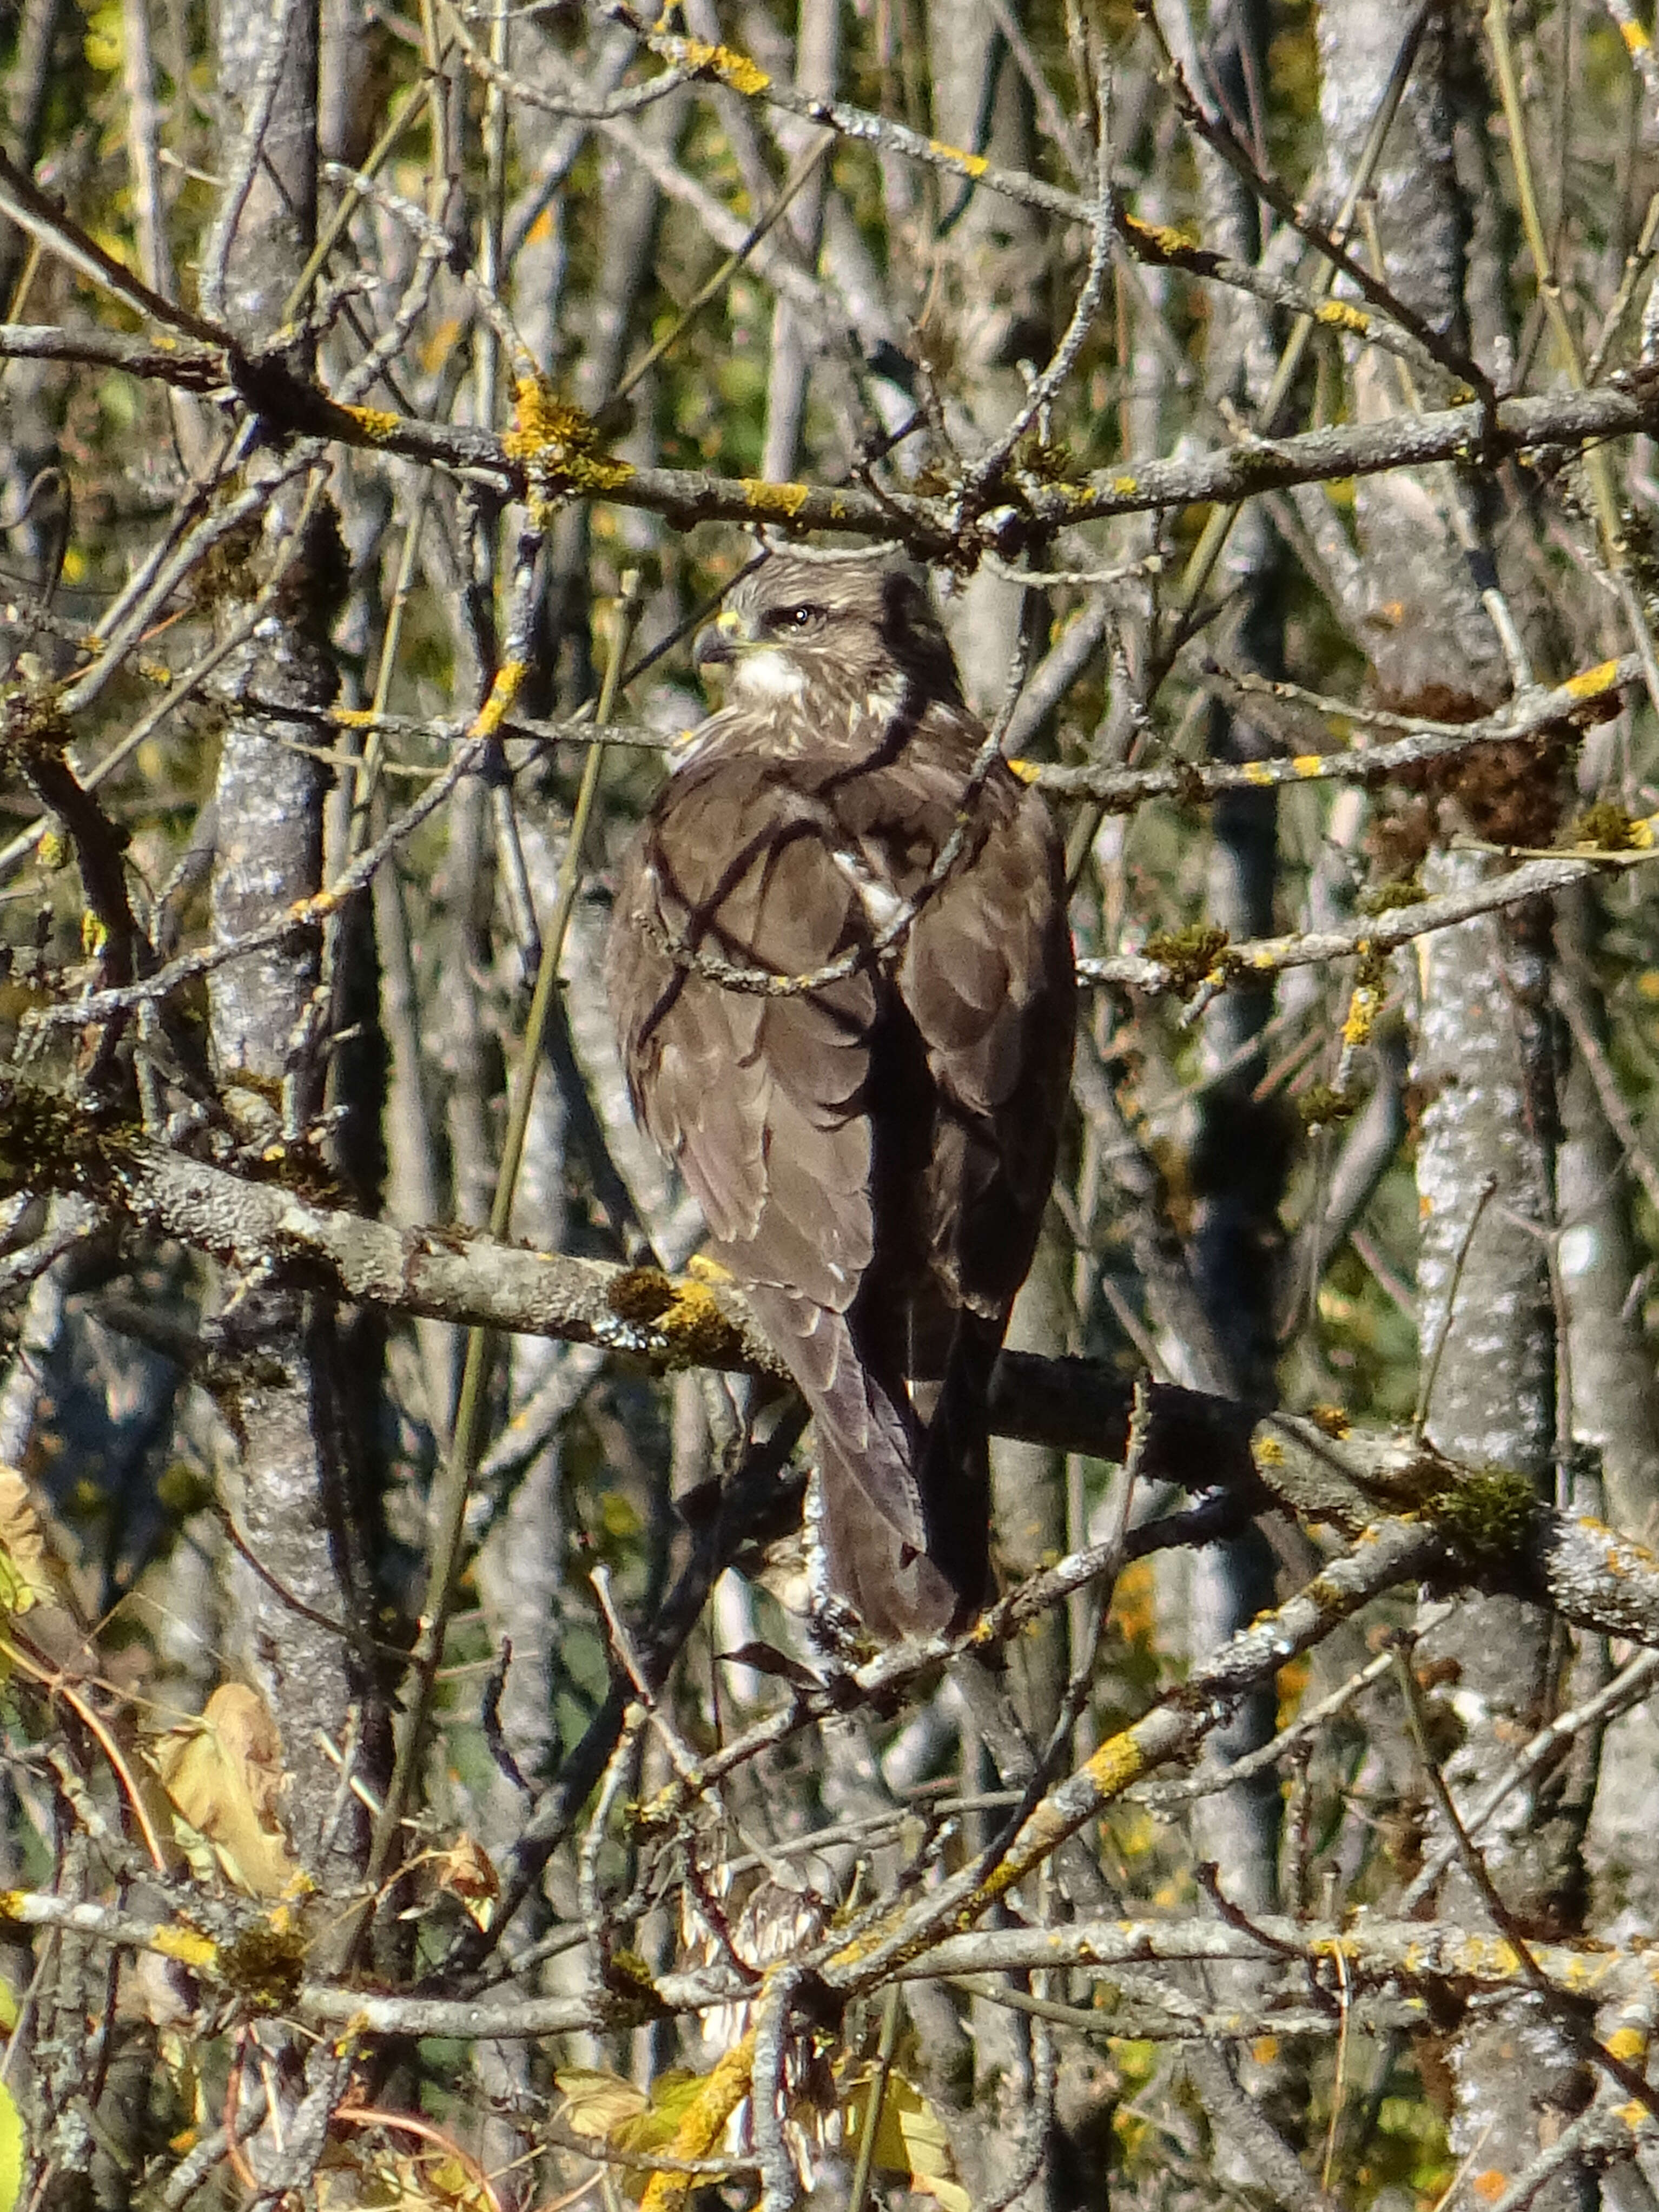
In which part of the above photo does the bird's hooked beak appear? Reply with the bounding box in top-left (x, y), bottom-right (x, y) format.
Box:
top-left (692, 603), bottom-right (749, 673)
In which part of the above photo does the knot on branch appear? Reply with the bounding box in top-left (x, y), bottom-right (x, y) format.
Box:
top-left (605, 1265), bottom-right (748, 1368)
top-left (1141, 922), bottom-right (1231, 998)
top-left (0, 1078), bottom-right (116, 1203)
top-left (1, 666), bottom-right (73, 769)
top-left (215, 1914), bottom-right (309, 2017)
top-left (1427, 1464), bottom-right (1541, 1570)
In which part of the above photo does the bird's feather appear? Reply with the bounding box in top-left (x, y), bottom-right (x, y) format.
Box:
top-left (607, 553), bottom-right (1074, 1638)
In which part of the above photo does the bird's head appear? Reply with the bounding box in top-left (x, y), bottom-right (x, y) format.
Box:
top-left (692, 552), bottom-right (965, 720)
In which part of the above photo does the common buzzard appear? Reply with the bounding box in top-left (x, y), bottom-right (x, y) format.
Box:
top-left (607, 553), bottom-right (1075, 1639)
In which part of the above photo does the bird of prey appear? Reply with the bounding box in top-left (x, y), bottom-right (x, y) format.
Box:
top-left (606, 552), bottom-right (1075, 1640)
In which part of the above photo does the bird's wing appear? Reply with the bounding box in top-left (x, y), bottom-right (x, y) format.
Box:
top-left (611, 754), bottom-right (875, 1305)
top-left (835, 722), bottom-right (1075, 1319)
top-left (609, 752), bottom-right (933, 1550)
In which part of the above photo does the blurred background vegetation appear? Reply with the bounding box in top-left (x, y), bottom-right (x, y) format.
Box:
top-left (6, 0), bottom-right (1659, 2206)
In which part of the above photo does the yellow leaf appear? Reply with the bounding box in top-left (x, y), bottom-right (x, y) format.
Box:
top-left (614, 2070), bottom-right (709, 2155)
top-left (0, 1978), bottom-right (16, 2033)
top-left (599, 1489), bottom-right (643, 1540)
top-left (637, 2043), bottom-right (754, 2210)
top-left (556, 2068), bottom-right (713, 2204)
top-left (82, 2), bottom-right (122, 70)
top-left (0, 2077), bottom-right (24, 2212)
top-left (152, 1685), bottom-right (298, 1898)
top-left (422, 2152), bottom-right (496, 2210)
top-left (554, 2068), bottom-right (649, 2142)
top-left (844, 2070), bottom-right (970, 2212)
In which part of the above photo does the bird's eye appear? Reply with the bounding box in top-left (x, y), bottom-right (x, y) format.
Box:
top-left (764, 603), bottom-right (819, 632)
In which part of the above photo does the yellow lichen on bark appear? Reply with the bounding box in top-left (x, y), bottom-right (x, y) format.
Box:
top-left (1342, 983), bottom-right (1382, 1048)
top-left (338, 404), bottom-right (400, 440)
top-left (737, 478), bottom-right (811, 517)
top-left (1564, 657), bottom-right (1623, 697)
top-left (503, 377), bottom-right (633, 493)
top-left (657, 1279), bottom-right (740, 1365)
top-left (663, 35), bottom-right (770, 95)
top-left (927, 139), bottom-right (988, 177)
top-left (470, 660), bottom-right (528, 739)
top-left (638, 2036), bottom-right (755, 2211)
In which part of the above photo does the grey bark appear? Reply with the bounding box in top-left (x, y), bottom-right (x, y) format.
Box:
top-left (205, 0), bottom-right (384, 1882)
top-left (1554, 891), bottom-right (1659, 1537)
top-left (924, 0), bottom-right (1040, 712)
top-left (1314, 2), bottom-right (1586, 2200)
top-left (1316, 0), bottom-right (1508, 717)
top-left (1413, 864), bottom-right (1587, 2208)
top-left (1178, 0), bottom-right (1289, 1975)
top-left (759, 0), bottom-right (840, 484)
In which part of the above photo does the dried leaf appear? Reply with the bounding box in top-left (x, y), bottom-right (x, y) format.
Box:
top-left (153, 1683), bottom-right (298, 1897)
top-left (0, 1467), bottom-right (49, 1615)
top-left (431, 1837), bottom-right (499, 1930)
top-left (715, 1642), bottom-right (819, 1688)
top-left (325, 2147), bottom-right (492, 2211)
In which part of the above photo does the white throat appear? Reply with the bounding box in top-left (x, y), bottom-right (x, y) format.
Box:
top-left (732, 648), bottom-right (809, 704)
